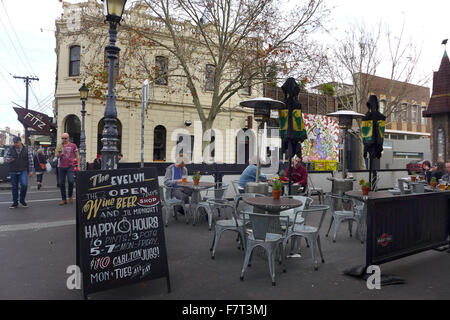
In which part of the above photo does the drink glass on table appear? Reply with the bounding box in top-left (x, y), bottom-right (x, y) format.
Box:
top-left (182, 176), bottom-right (187, 184)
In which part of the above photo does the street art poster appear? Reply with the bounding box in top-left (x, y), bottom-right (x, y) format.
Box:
top-left (301, 113), bottom-right (339, 162)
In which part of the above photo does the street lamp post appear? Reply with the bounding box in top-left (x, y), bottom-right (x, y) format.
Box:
top-left (101, 0), bottom-right (127, 170)
top-left (79, 82), bottom-right (89, 171)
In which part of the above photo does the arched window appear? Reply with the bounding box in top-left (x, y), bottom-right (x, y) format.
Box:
top-left (63, 114), bottom-right (81, 147)
top-left (69, 45), bottom-right (80, 77)
top-left (97, 118), bottom-right (122, 155)
top-left (153, 125), bottom-right (166, 161)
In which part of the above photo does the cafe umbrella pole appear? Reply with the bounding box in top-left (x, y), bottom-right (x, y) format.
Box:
top-left (280, 78), bottom-right (305, 196)
top-left (239, 97), bottom-right (285, 187)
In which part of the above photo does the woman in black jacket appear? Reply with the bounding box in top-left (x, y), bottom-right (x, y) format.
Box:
top-left (34, 149), bottom-right (47, 190)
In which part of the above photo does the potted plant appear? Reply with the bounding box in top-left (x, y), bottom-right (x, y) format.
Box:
top-left (430, 177), bottom-right (437, 189)
top-left (272, 177), bottom-right (283, 199)
top-left (410, 171), bottom-right (417, 182)
top-left (359, 179), bottom-right (371, 195)
top-left (192, 171), bottom-right (201, 185)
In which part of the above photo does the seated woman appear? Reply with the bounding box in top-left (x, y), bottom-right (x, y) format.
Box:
top-left (421, 160), bottom-right (432, 183)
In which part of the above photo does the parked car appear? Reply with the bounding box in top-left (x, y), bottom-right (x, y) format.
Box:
top-left (406, 160), bottom-right (426, 175)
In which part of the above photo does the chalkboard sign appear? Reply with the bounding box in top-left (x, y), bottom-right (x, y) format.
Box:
top-left (76, 167), bottom-right (170, 297)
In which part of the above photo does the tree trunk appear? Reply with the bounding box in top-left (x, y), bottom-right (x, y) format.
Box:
top-left (201, 119), bottom-right (214, 163)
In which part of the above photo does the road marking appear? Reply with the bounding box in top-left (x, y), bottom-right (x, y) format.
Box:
top-left (0, 198), bottom-right (75, 204)
top-left (0, 220), bottom-right (76, 232)
top-left (0, 190), bottom-right (60, 195)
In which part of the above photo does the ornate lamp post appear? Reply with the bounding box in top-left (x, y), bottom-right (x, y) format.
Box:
top-left (79, 82), bottom-right (89, 171)
top-left (101, 0), bottom-right (127, 170)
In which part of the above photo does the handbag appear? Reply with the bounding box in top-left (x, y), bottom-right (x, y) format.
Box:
top-left (36, 155), bottom-right (46, 171)
top-left (45, 162), bottom-right (53, 173)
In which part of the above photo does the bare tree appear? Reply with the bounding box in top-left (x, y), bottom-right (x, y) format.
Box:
top-left (57, 0), bottom-right (329, 151)
top-left (324, 20), bottom-right (430, 169)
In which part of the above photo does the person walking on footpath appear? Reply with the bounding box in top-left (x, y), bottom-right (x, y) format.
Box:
top-left (34, 148), bottom-right (47, 190)
top-left (56, 133), bottom-right (80, 205)
top-left (6, 136), bottom-right (34, 209)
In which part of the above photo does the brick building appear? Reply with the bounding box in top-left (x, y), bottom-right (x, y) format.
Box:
top-left (423, 50), bottom-right (450, 163)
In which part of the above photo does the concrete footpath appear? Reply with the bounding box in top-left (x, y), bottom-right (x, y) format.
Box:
top-left (0, 172), bottom-right (449, 300)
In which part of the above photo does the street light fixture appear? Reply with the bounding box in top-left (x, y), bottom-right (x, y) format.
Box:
top-left (101, 0), bottom-right (127, 170)
top-left (79, 82), bottom-right (89, 171)
top-left (105, 0), bottom-right (127, 22)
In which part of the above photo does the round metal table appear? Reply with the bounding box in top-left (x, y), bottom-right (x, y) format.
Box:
top-left (179, 181), bottom-right (215, 220)
top-left (243, 196), bottom-right (302, 213)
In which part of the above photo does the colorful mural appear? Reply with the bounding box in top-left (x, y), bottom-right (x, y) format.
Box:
top-left (301, 113), bottom-right (339, 162)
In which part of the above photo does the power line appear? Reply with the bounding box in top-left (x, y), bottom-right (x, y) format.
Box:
top-left (0, 69), bottom-right (21, 98)
top-left (0, 1), bottom-right (37, 76)
top-left (0, 15), bottom-right (29, 76)
top-left (0, 0), bottom-right (43, 98)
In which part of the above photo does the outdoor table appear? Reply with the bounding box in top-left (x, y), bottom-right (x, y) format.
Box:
top-left (179, 181), bottom-right (216, 220)
top-left (243, 196), bottom-right (303, 214)
top-left (344, 190), bottom-right (450, 266)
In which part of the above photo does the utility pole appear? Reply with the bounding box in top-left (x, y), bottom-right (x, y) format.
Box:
top-left (141, 80), bottom-right (149, 168)
top-left (13, 75), bottom-right (39, 146)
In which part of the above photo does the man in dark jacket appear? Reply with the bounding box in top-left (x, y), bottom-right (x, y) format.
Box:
top-left (6, 136), bottom-right (34, 208)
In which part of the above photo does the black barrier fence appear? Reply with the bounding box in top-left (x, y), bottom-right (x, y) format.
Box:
top-left (365, 191), bottom-right (450, 266)
top-left (113, 162), bottom-right (409, 183)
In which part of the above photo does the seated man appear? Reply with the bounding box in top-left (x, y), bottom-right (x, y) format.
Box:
top-left (239, 156), bottom-right (267, 192)
top-left (442, 162), bottom-right (450, 182)
top-left (284, 155), bottom-right (308, 193)
top-left (163, 155), bottom-right (192, 214)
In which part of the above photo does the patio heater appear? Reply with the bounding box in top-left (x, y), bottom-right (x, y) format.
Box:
top-left (327, 111), bottom-right (365, 198)
top-left (240, 97), bottom-right (285, 194)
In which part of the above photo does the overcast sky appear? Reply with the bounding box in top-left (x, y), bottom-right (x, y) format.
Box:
top-left (0, 0), bottom-right (448, 133)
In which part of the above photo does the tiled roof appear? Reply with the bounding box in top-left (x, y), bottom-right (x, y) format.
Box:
top-left (424, 51), bottom-right (450, 116)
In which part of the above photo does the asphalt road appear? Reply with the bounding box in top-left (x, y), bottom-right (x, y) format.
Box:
top-left (0, 171), bottom-right (449, 300)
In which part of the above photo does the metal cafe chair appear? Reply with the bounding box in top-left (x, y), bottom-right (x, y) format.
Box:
top-left (159, 186), bottom-right (188, 227)
top-left (280, 195), bottom-right (313, 226)
top-left (279, 195), bottom-right (313, 253)
top-left (306, 175), bottom-right (324, 204)
top-left (231, 180), bottom-right (245, 200)
top-left (240, 213), bottom-right (290, 286)
top-left (283, 204), bottom-right (329, 270)
top-left (210, 202), bottom-right (247, 259)
top-left (325, 194), bottom-right (363, 243)
top-left (194, 182), bottom-right (229, 230)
